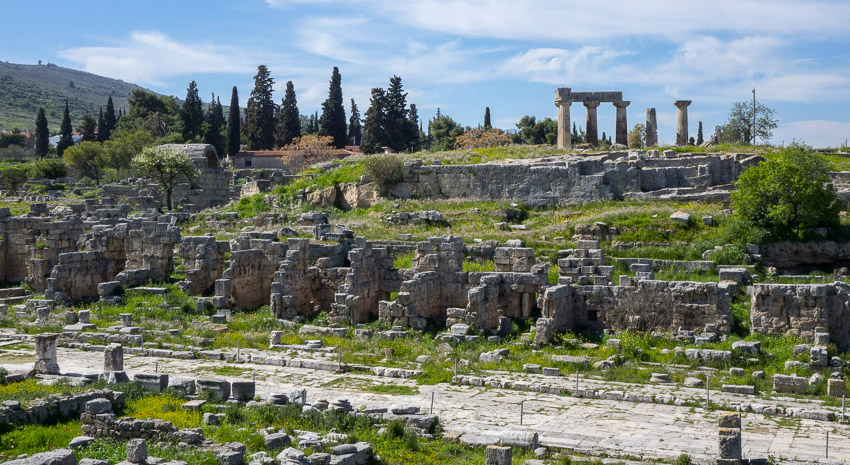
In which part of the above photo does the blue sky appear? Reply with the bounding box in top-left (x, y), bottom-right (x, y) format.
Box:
top-left (5, 0), bottom-right (850, 147)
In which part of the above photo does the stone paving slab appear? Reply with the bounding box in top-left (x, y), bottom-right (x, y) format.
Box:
top-left (8, 347), bottom-right (850, 464)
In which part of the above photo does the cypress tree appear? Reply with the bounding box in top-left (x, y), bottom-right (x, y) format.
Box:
top-left (244, 66), bottom-right (276, 150)
top-left (383, 76), bottom-right (410, 152)
top-left (80, 114), bottom-right (97, 142)
top-left (276, 81), bottom-right (301, 147)
top-left (227, 86), bottom-right (241, 156)
top-left (318, 67), bottom-right (347, 148)
top-left (484, 107), bottom-right (492, 129)
top-left (205, 94), bottom-right (226, 157)
top-left (57, 102), bottom-right (74, 156)
top-left (103, 95), bottom-right (116, 140)
top-left (697, 121), bottom-right (704, 145)
top-left (348, 99), bottom-right (361, 147)
top-left (361, 88), bottom-right (387, 154)
top-left (181, 80), bottom-right (204, 140)
top-left (97, 108), bottom-right (105, 142)
top-left (407, 103), bottom-right (421, 152)
top-left (35, 107), bottom-right (49, 159)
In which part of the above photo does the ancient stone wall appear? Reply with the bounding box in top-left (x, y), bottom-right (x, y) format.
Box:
top-left (0, 389), bottom-right (124, 427)
top-left (332, 238), bottom-right (401, 324)
top-left (45, 252), bottom-right (114, 303)
top-left (750, 283), bottom-right (850, 350)
top-left (177, 236), bottom-right (230, 295)
top-left (124, 219), bottom-right (181, 282)
top-left (214, 233), bottom-right (287, 310)
top-left (391, 153), bottom-right (759, 207)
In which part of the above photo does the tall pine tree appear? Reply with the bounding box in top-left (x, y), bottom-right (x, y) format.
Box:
top-left (318, 67), bottom-right (347, 148)
top-left (276, 81), bottom-right (301, 147)
top-left (408, 103), bottom-right (422, 152)
top-left (244, 66), bottom-right (276, 150)
top-left (103, 95), bottom-right (116, 141)
top-left (383, 76), bottom-right (410, 152)
top-left (484, 107), bottom-right (492, 129)
top-left (361, 88), bottom-right (387, 154)
top-left (35, 107), bottom-right (49, 159)
top-left (80, 114), bottom-right (97, 142)
top-left (181, 80), bottom-right (204, 141)
top-left (348, 99), bottom-right (361, 147)
top-left (227, 86), bottom-right (241, 156)
top-left (205, 94), bottom-right (226, 157)
top-left (57, 102), bottom-right (74, 156)
top-left (97, 108), bottom-right (105, 142)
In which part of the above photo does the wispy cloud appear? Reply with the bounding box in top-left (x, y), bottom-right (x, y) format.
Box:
top-left (58, 31), bottom-right (265, 86)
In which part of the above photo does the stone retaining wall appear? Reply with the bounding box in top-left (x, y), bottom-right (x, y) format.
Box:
top-left (0, 389), bottom-right (124, 427)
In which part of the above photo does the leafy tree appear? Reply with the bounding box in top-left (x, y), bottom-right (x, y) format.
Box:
top-left (57, 102), bottom-right (74, 156)
top-left (717, 100), bottom-right (778, 145)
top-left (348, 99), bottom-right (362, 147)
top-left (63, 141), bottom-right (106, 185)
top-left (428, 112), bottom-right (465, 151)
top-left (318, 67), bottom-right (347, 148)
top-left (80, 114), bottom-right (97, 142)
top-left (0, 168), bottom-right (28, 195)
top-left (484, 107), bottom-right (492, 129)
top-left (35, 107), bottom-right (49, 159)
top-left (103, 95), bottom-right (116, 141)
top-left (363, 154), bottom-right (404, 195)
top-left (121, 89), bottom-right (182, 138)
top-left (97, 108), bottom-right (105, 142)
top-left (628, 123), bottom-right (645, 149)
top-left (104, 130), bottom-right (154, 179)
top-left (244, 66), bottom-right (276, 150)
top-left (454, 128), bottom-right (510, 149)
top-left (696, 121), bottom-right (704, 145)
top-left (282, 135), bottom-right (334, 159)
top-left (276, 81), bottom-right (301, 148)
top-left (515, 116), bottom-right (556, 145)
top-left (227, 86), bottom-right (241, 157)
top-left (204, 94), bottom-right (226, 157)
top-left (732, 143), bottom-right (840, 240)
top-left (361, 88), bottom-right (388, 154)
top-left (132, 146), bottom-right (199, 210)
top-left (181, 80), bottom-right (204, 141)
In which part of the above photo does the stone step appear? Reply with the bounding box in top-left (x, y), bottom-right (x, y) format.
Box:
top-left (0, 287), bottom-right (27, 298)
top-left (0, 294), bottom-right (29, 306)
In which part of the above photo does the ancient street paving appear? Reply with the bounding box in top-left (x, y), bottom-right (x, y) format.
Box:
top-left (56, 347), bottom-right (850, 464)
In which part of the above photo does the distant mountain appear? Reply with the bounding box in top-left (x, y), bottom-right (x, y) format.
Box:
top-left (0, 61), bottom-right (153, 132)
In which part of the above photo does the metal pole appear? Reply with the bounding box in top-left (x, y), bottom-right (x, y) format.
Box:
top-left (454, 356), bottom-right (458, 378)
top-left (430, 391), bottom-right (434, 415)
top-left (155, 362), bottom-right (158, 373)
top-left (706, 375), bottom-right (710, 409)
top-left (575, 371), bottom-right (579, 394)
top-left (752, 88), bottom-right (756, 145)
top-left (843, 395), bottom-right (846, 422)
top-left (826, 431), bottom-right (829, 458)
top-left (520, 400), bottom-right (524, 426)
top-left (237, 340), bottom-right (240, 362)
top-left (338, 349), bottom-right (342, 371)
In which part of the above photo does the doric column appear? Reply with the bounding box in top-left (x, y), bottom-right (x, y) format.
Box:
top-left (613, 101), bottom-right (630, 146)
top-left (584, 101), bottom-right (600, 146)
top-left (645, 108), bottom-right (657, 147)
top-left (555, 91), bottom-right (572, 149)
top-left (674, 100), bottom-right (691, 146)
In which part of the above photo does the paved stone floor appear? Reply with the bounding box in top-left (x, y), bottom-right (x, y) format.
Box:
top-left (36, 347), bottom-right (850, 464)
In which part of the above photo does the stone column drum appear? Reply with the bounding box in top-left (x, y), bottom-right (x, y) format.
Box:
top-left (613, 101), bottom-right (630, 146)
top-left (34, 333), bottom-right (60, 375)
top-left (103, 343), bottom-right (124, 372)
top-left (674, 100), bottom-right (691, 146)
top-left (584, 101), bottom-right (600, 146)
top-left (645, 108), bottom-right (658, 147)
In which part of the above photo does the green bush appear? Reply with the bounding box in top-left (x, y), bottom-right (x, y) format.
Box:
top-left (732, 143), bottom-right (840, 240)
top-left (364, 154), bottom-right (404, 196)
top-left (28, 159), bottom-right (67, 179)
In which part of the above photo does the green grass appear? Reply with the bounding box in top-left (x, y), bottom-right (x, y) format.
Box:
top-left (0, 379), bottom-right (90, 408)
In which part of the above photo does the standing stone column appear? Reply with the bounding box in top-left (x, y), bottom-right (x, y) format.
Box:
top-left (613, 101), bottom-right (630, 146)
top-left (485, 445), bottom-right (512, 465)
top-left (34, 333), bottom-right (60, 375)
top-left (103, 343), bottom-right (124, 372)
top-left (556, 100), bottom-right (572, 149)
top-left (674, 100), bottom-right (692, 146)
top-left (584, 101), bottom-right (600, 146)
top-left (645, 108), bottom-right (658, 147)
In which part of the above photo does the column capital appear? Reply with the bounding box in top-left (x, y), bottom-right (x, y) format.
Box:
top-left (613, 101), bottom-right (630, 108)
top-left (583, 100), bottom-right (600, 109)
top-left (554, 99), bottom-right (572, 108)
top-left (674, 100), bottom-right (692, 108)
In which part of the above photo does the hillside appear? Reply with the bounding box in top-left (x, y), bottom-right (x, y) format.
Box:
top-left (0, 61), bottom-right (152, 132)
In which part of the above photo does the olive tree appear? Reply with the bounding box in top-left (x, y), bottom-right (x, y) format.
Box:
top-left (132, 146), bottom-right (198, 210)
top-left (63, 141), bottom-right (107, 185)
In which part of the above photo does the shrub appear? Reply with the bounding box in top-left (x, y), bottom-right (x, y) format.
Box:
top-left (364, 154), bottom-right (404, 196)
top-left (675, 453), bottom-right (692, 465)
top-left (732, 143), bottom-right (840, 240)
top-left (29, 159), bottom-right (67, 179)
top-left (453, 128), bottom-right (511, 150)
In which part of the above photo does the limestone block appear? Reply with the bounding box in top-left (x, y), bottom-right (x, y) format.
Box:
top-left (126, 438), bottom-right (147, 463)
top-left (485, 445), bottom-right (512, 465)
top-left (828, 378), bottom-right (847, 397)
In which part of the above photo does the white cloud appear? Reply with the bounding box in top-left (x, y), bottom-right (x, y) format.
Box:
top-left (58, 31), bottom-right (264, 86)
top-left (500, 47), bottom-right (632, 85)
top-left (756, 74), bottom-right (850, 103)
top-left (773, 120), bottom-right (850, 148)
